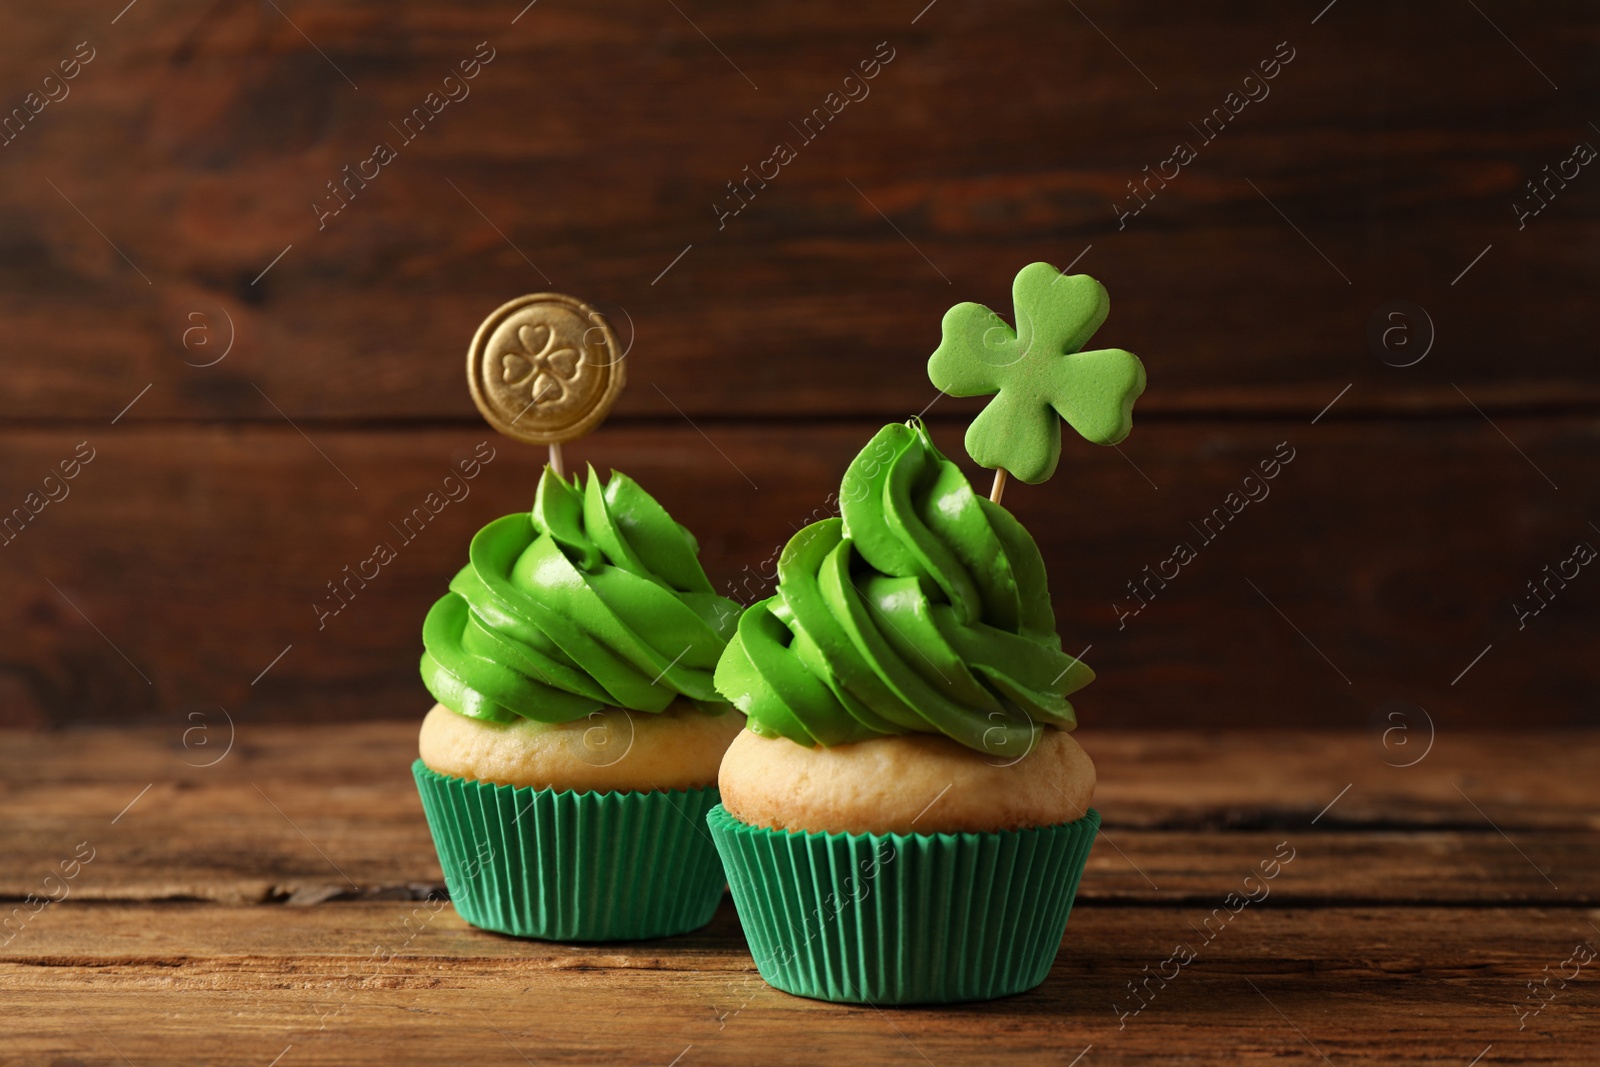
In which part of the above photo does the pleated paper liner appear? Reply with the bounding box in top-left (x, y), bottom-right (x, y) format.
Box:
top-left (708, 804), bottom-right (1100, 1005)
top-left (413, 760), bottom-right (726, 941)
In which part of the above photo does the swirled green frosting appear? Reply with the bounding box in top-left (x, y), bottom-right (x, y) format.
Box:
top-left (714, 421), bottom-right (1091, 758)
top-left (421, 465), bottom-right (739, 722)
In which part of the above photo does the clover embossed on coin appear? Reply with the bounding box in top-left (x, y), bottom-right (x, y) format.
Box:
top-left (467, 293), bottom-right (626, 445)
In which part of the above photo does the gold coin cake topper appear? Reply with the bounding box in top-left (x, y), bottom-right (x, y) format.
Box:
top-left (467, 293), bottom-right (627, 469)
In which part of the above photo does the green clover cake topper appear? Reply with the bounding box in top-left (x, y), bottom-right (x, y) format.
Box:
top-left (929, 262), bottom-right (1147, 489)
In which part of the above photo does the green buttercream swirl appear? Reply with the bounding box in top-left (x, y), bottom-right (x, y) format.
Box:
top-left (421, 465), bottom-right (739, 722)
top-left (714, 421), bottom-right (1092, 758)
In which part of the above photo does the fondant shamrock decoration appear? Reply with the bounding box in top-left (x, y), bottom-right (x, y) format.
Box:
top-left (928, 262), bottom-right (1146, 484)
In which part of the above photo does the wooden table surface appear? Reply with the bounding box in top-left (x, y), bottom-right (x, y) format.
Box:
top-left (3, 725), bottom-right (1597, 1066)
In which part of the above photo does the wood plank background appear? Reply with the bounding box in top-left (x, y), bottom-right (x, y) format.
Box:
top-left (1, 0), bottom-right (1596, 727)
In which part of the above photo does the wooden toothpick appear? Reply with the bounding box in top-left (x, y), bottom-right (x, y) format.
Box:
top-left (989, 467), bottom-right (1008, 505)
top-left (549, 441), bottom-right (565, 479)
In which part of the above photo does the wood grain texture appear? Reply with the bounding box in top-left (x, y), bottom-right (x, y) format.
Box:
top-left (2, 726), bottom-right (1594, 905)
top-left (4, 1), bottom-right (1597, 1058)
top-left (0, 1), bottom-right (1596, 422)
top-left (3, 729), bottom-right (1598, 1064)
top-left (3, 905), bottom-right (1597, 1066)
top-left (2, 418), bottom-right (1596, 729)
top-left (2, 4), bottom-right (1596, 724)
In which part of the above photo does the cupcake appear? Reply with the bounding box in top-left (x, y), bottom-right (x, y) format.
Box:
top-left (414, 463), bottom-right (743, 941)
top-left (707, 263), bottom-right (1144, 1003)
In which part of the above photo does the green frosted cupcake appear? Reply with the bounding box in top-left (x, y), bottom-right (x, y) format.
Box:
top-left (709, 420), bottom-right (1102, 1002)
top-left (710, 262), bottom-right (1144, 1002)
top-left (414, 463), bottom-right (743, 941)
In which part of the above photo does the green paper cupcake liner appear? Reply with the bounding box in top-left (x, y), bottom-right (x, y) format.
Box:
top-left (413, 760), bottom-right (726, 941)
top-left (708, 804), bottom-right (1100, 1005)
